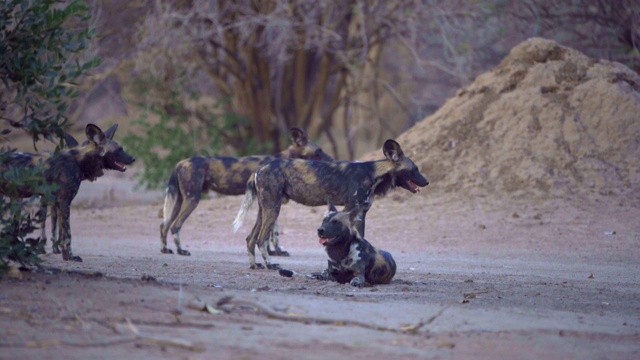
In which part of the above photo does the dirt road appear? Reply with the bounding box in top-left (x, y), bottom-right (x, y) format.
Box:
top-left (1, 177), bottom-right (639, 359)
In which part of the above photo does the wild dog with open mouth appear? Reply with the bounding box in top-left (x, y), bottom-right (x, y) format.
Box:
top-left (0, 124), bottom-right (135, 261)
top-left (234, 139), bottom-right (428, 270)
top-left (279, 203), bottom-right (396, 287)
top-left (1, 125), bottom-right (119, 253)
top-left (160, 127), bottom-right (333, 256)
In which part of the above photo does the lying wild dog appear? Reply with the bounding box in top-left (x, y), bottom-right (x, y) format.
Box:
top-left (0, 125), bottom-right (119, 253)
top-left (160, 127), bottom-right (333, 256)
top-left (234, 139), bottom-right (428, 270)
top-left (279, 203), bottom-right (396, 287)
top-left (0, 124), bottom-right (135, 261)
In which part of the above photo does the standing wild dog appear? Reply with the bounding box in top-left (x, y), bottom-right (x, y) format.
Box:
top-left (0, 125), bottom-right (119, 252)
top-left (160, 127), bottom-right (333, 256)
top-left (234, 139), bottom-right (428, 270)
top-left (1, 124), bottom-right (135, 261)
top-left (279, 203), bottom-right (396, 287)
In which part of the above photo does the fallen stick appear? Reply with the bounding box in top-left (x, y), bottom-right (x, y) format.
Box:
top-left (215, 296), bottom-right (451, 334)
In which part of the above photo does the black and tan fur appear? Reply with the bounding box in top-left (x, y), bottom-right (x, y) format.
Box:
top-left (0, 124), bottom-right (135, 261)
top-left (160, 127), bottom-right (333, 256)
top-left (234, 139), bottom-right (428, 270)
top-left (0, 126), bottom-right (118, 251)
top-left (280, 203), bottom-right (396, 286)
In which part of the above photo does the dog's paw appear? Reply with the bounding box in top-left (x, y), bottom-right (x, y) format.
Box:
top-left (269, 248), bottom-right (290, 257)
top-left (350, 277), bottom-right (365, 287)
top-left (177, 249), bottom-right (191, 256)
top-left (266, 263), bottom-right (280, 270)
top-left (250, 263), bottom-right (265, 270)
top-left (279, 269), bottom-right (294, 277)
top-left (160, 247), bottom-right (174, 254)
top-left (307, 272), bottom-right (326, 280)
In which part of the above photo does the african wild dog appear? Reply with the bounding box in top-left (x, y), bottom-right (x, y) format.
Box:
top-left (0, 125), bottom-right (119, 253)
top-left (0, 124), bottom-right (135, 261)
top-left (160, 127), bottom-right (333, 256)
top-left (234, 139), bottom-right (428, 270)
top-left (279, 203), bottom-right (396, 287)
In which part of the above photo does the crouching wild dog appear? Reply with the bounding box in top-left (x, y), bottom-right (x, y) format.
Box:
top-left (234, 139), bottom-right (428, 270)
top-left (160, 127), bottom-right (332, 256)
top-left (0, 124), bottom-right (135, 261)
top-left (280, 203), bottom-right (396, 287)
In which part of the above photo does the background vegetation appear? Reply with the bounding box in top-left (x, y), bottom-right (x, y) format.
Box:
top-left (0, 0), bottom-right (100, 274)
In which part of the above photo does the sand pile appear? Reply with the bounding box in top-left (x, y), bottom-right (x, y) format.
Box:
top-left (388, 37), bottom-right (640, 199)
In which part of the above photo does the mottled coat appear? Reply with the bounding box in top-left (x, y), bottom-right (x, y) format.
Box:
top-left (160, 127), bottom-right (333, 256)
top-left (312, 203), bottom-right (396, 286)
top-left (234, 139), bottom-right (428, 270)
top-left (0, 124), bottom-right (135, 261)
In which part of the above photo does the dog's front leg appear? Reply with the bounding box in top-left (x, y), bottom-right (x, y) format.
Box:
top-left (57, 202), bottom-right (82, 262)
top-left (307, 268), bottom-right (330, 280)
top-left (348, 262), bottom-right (367, 287)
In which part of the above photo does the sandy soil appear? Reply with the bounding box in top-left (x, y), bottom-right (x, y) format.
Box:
top-left (1, 174), bottom-right (639, 359)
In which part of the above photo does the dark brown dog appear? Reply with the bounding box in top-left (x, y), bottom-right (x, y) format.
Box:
top-left (160, 127), bottom-right (332, 256)
top-left (234, 139), bottom-right (428, 270)
top-left (0, 124), bottom-right (135, 261)
top-left (1, 125), bottom-right (118, 252)
top-left (280, 203), bottom-right (396, 287)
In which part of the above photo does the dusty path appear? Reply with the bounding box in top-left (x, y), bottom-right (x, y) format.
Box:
top-left (1, 179), bottom-right (639, 359)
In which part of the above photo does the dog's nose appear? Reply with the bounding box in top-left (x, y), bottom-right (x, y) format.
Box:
top-left (317, 228), bottom-right (324, 237)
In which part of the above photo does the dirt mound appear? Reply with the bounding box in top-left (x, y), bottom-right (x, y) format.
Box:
top-left (380, 37), bottom-right (640, 199)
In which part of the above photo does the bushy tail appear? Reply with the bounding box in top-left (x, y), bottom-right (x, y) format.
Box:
top-left (233, 174), bottom-right (257, 233)
top-left (162, 169), bottom-right (180, 226)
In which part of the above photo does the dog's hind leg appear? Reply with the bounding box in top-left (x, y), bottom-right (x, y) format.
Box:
top-left (160, 185), bottom-right (182, 254)
top-left (268, 221), bottom-right (290, 257)
top-left (245, 206), bottom-right (263, 269)
top-left (36, 203), bottom-right (47, 254)
top-left (169, 192), bottom-right (200, 256)
top-left (50, 204), bottom-right (60, 254)
top-left (256, 202), bottom-right (282, 270)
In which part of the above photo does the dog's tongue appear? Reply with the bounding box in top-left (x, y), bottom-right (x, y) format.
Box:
top-left (319, 237), bottom-right (330, 245)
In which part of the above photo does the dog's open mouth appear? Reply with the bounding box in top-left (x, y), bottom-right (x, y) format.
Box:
top-left (114, 161), bottom-right (127, 171)
top-left (319, 237), bottom-right (336, 245)
top-left (408, 180), bottom-right (420, 193)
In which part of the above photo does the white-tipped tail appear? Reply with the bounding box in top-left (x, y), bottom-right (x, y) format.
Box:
top-left (162, 188), bottom-right (176, 226)
top-left (233, 187), bottom-right (255, 233)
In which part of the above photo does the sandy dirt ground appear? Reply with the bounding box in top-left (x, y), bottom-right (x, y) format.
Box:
top-left (1, 174), bottom-right (639, 359)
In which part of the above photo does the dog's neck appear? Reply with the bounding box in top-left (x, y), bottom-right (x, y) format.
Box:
top-left (369, 161), bottom-right (397, 197)
top-left (70, 144), bottom-right (105, 182)
top-left (325, 230), bottom-right (360, 262)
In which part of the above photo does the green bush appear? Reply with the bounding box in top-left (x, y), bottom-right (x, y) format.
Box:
top-left (0, 0), bottom-right (100, 275)
top-left (123, 73), bottom-right (270, 190)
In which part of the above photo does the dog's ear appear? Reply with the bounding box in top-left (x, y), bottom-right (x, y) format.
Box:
top-left (383, 139), bottom-right (405, 162)
top-left (63, 132), bottom-right (79, 148)
top-left (103, 124), bottom-right (118, 140)
top-left (348, 206), bottom-right (364, 226)
top-left (290, 127), bottom-right (309, 147)
top-left (85, 124), bottom-right (106, 144)
top-left (327, 201), bottom-right (338, 213)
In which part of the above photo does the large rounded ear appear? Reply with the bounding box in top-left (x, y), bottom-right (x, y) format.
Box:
top-left (103, 124), bottom-right (118, 139)
top-left (327, 201), bottom-right (338, 213)
top-left (85, 124), bottom-right (106, 144)
top-left (290, 127), bottom-right (309, 147)
top-left (63, 132), bottom-right (79, 148)
top-left (382, 139), bottom-right (404, 162)
top-left (348, 206), bottom-right (364, 225)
